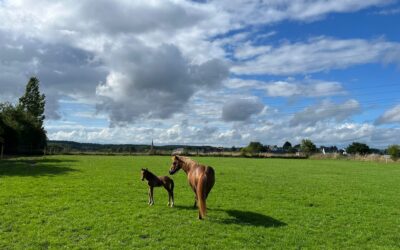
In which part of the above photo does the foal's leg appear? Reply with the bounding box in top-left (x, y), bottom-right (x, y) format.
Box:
top-left (167, 191), bottom-right (171, 207)
top-left (164, 185), bottom-right (171, 207)
top-left (149, 186), bottom-right (154, 206)
top-left (170, 187), bottom-right (174, 207)
top-left (148, 186), bottom-right (151, 205)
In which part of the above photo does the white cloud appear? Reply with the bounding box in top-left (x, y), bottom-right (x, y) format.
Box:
top-left (233, 37), bottom-right (400, 75)
top-left (95, 42), bottom-right (229, 124)
top-left (375, 104), bottom-right (400, 125)
top-left (222, 98), bottom-right (265, 122)
top-left (223, 78), bottom-right (263, 89)
top-left (212, 0), bottom-right (391, 25)
top-left (371, 127), bottom-right (400, 145)
top-left (264, 80), bottom-right (345, 97)
top-left (234, 42), bottom-right (272, 60)
top-left (373, 7), bottom-right (400, 15)
top-left (0, 1), bottom-right (231, 123)
top-left (1, 0), bottom-right (399, 147)
top-left (290, 99), bottom-right (361, 126)
top-left (47, 119), bottom-right (398, 148)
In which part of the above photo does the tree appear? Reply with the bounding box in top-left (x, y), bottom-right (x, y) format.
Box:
top-left (300, 139), bottom-right (317, 155)
top-left (346, 142), bottom-right (370, 155)
top-left (0, 136), bottom-right (4, 159)
top-left (282, 141), bottom-right (292, 152)
top-left (18, 77), bottom-right (46, 126)
top-left (387, 145), bottom-right (400, 161)
top-left (241, 141), bottom-right (264, 154)
top-left (0, 77), bottom-right (47, 155)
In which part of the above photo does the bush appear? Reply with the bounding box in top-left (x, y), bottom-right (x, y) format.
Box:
top-left (346, 142), bottom-right (370, 155)
top-left (241, 141), bottom-right (264, 154)
top-left (387, 145), bottom-right (400, 161)
top-left (300, 139), bottom-right (317, 156)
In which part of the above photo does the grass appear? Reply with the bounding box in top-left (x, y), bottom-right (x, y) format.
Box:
top-left (1, 155), bottom-right (400, 249)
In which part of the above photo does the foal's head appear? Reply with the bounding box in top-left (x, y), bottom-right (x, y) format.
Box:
top-left (141, 168), bottom-right (148, 181)
top-left (169, 155), bottom-right (183, 175)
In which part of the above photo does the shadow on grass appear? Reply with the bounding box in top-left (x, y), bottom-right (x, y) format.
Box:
top-left (173, 205), bottom-right (196, 210)
top-left (221, 209), bottom-right (287, 227)
top-left (0, 157), bottom-right (79, 177)
top-left (175, 205), bottom-right (286, 228)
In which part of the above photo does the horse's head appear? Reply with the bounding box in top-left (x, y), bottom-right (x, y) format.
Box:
top-left (141, 168), bottom-right (148, 181)
top-left (169, 155), bottom-right (182, 175)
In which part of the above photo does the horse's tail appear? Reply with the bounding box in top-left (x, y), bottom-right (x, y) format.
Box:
top-left (197, 173), bottom-right (207, 219)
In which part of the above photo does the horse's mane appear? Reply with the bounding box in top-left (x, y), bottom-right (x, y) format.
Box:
top-left (178, 156), bottom-right (199, 167)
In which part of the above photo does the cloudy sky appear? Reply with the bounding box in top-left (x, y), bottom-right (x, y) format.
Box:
top-left (1, 0), bottom-right (399, 148)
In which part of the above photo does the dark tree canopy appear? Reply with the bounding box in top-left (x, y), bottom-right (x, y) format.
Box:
top-left (346, 142), bottom-right (370, 155)
top-left (387, 145), bottom-right (400, 161)
top-left (282, 141), bottom-right (292, 151)
top-left (0, 77), bottom-right (47, 154)
top-left (300, 139), bottom-right (317, 155)
top-left (241, 141), bottom-right (265, 154)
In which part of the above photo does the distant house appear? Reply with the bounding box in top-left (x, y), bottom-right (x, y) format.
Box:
top-left (172, 148), bottom-right (185, 155)
top-left (267, 145), bottom-right (284, 153)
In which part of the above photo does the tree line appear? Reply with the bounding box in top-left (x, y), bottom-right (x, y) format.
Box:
top-left (46, 140), bottom-right (229, 155)
top-left (241, 140), bottom-right (400, 161)
top-left (0, 77), bottom-right (47, 155)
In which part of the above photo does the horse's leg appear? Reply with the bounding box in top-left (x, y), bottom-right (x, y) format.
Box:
top-left (205, 172), bottom-right (215, 199)
top-left (191, 186), bottom-right (197, 208)
top-left (193, 195), bottom-right (197, 208)
top-left (149, 186), bottom-right (154, 206)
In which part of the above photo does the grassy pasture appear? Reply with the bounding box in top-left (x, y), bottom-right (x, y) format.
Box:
top-left (1, 155), bottom-right (400, 249)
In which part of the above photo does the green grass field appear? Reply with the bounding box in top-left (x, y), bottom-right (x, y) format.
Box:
top-left (1, 156), bottom-right (400, 249)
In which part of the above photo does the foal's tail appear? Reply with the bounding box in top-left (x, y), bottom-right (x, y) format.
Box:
top-left (197, 173), bottom-right (207, 219)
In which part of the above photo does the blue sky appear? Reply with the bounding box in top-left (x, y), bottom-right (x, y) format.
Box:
top-left (0, 0), bottom-right (399, 147)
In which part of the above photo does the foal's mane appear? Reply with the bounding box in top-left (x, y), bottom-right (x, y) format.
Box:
top-left (143, 169), bottom-right (157, 179)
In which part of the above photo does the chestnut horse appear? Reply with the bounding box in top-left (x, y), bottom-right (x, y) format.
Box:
top-left (141, 168), bottom-right (174, 207)
top-left (169, 156), bottom-right (215, 219)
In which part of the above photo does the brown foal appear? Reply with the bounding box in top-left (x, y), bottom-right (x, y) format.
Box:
top-left (169, 156), bottom-right (215, 219)
top-left (141, 168), bottom-right (174, 207)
